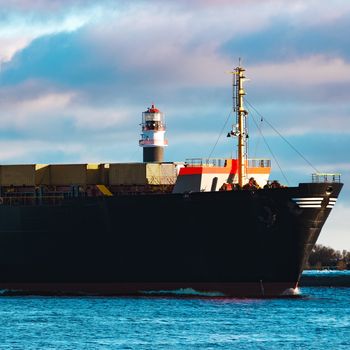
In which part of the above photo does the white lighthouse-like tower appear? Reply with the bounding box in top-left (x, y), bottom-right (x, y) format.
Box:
top-left (139, 104), bottom-right (168, 162)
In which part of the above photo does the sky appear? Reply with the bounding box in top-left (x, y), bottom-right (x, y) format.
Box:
top-left (0, 0), bottom-right (349, 249)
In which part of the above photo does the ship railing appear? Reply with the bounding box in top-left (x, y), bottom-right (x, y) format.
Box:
top-left (0, 194), bottom-right (67, 206)
top-left (248, 159), bottom-right (271, 168)
top-left (184, 158), bottom-right (271, 168)
top-left (312, 173), bottom-right (341, 183)
top-left (185, 158), bottom-right (227, 167)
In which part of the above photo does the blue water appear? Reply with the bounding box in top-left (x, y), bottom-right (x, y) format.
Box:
top-left (303, 269), bottom-right (350, 276)
top-left (1, 285), bottom-right (350, 349)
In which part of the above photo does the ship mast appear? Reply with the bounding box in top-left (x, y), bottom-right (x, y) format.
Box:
top-left (237, 65), bottom-right (248, 187)
top-left (229, 64), bottom-right (249, 187)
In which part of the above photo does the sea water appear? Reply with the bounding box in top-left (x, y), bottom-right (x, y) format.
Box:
top-left (0, 281), bottom-right (350, 349)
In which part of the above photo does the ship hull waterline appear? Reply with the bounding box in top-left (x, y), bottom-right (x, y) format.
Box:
top-left (0, 282), bottom-right (298, 298)
top-left (0, 182), bottom-right (342, 297)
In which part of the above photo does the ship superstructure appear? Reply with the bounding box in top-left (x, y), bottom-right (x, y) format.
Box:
top-left (174, 65), bottom-right (270, 193)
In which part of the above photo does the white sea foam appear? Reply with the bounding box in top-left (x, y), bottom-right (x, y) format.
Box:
top-left (282, 287), bottom-right (301, 296)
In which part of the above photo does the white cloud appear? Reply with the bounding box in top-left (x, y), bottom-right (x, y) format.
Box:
top-left (82, 2), bottom-right (290, 87)
top-left (69, 106), bottom-right (135, 130)
top-left (0, 0), bottom-right (106, 12)
top-left (0, 85), bottom-right (136, 132)
top-left (282, 0), bottom-right (350, 27)
top-left (0, 89), bottom-right (75, 127)
top-left (0, 139), bottom-right (84, 162)
top-left (249, 56), bottom-right (350, 87)
top-left (0, 7), bottom-right (103, 62)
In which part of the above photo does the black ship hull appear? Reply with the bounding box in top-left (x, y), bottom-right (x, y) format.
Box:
top-left (0, 182), bottom-right (342, 297)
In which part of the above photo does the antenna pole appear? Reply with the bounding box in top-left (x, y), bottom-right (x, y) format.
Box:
top-left (227, 62), bottom-right (249, 187)
top-left (235, 65), bottom-right (248, 187)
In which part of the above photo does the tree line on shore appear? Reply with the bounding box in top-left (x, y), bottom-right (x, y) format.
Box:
top-left (306, 244), bottom-right (350, 270)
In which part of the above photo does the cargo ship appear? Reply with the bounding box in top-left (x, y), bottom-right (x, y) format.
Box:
top-left (0, 65), bottom-right (343, 297)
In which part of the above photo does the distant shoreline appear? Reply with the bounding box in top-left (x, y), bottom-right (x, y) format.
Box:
top-left (300, 270), bottom-right (350, 287)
